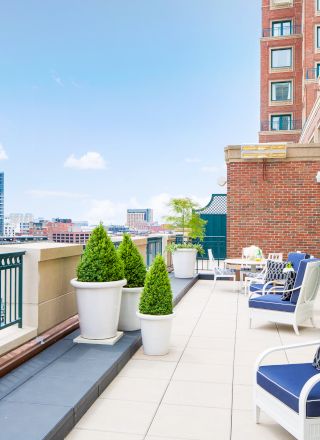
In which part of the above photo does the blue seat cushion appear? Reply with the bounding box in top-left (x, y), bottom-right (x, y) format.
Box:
top-left (249, 294), bottom-right (296, 312)
top-left (257, 363), bottom-right (320, 417)
top-left (249, 283), bottom-right (283, 295)
top-left (249, 283), bottom-right (265, 293)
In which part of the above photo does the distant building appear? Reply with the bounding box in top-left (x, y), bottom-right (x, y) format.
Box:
top-left (126, 209), bottom-right (153, 230)
top-left (108, 224), bottom-right (130, 234)
top-left (51, 218), bottom-right (72, 223)
top-left (8, 212), bottom-right (33, 225)
top-left (4, 222), bottom-right (15, 237)
top-left (51, 232), bottom-right (92, 244)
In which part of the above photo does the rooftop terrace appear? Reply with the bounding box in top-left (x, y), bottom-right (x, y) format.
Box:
top-left (64, 279), bottom-right (320, 440)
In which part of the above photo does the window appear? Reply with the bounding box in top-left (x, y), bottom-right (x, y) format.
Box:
top-left (271, 114), bottom-right (292, 130)
top-left (318, 0), bottom-right (320, 11)
top-left (272, 21), bottom-right (292, 36)
top-left (271, 48), bottom-right (292, 68)
top-left (317, 26), bottom-right (320, 48)
top-left (271, 81), bottom-right (292, 101)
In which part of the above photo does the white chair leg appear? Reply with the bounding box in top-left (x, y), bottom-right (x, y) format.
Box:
top-left (254, 405), bottom-right (261, 424)
top-left (293, 323), bottom-right (300, 335)
top-left (310, 317), bottom-right (316, 327)
top-left (233, 276), bottom-right (236, 292)
top-left (249, 317), bottom-right (252, 329)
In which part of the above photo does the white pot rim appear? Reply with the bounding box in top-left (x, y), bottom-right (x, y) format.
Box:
top-left (123, 286), bottom-right (143, 292)
top-left (136, 311), bottom-right (175, 321)
top-left (71, 278), bottom-right (127, 289)
top-left (173, 248), bottom-right (198, 254)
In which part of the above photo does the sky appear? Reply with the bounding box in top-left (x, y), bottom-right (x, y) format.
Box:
top-left (0, 0), bottom-right (260, 224)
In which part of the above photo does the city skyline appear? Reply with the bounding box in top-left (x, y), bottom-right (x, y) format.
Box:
top-left (0, 1), bottom-right (260, 223)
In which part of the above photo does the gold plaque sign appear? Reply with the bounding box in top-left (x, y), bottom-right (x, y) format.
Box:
top-left (241, 144), bottom-right (287, 159)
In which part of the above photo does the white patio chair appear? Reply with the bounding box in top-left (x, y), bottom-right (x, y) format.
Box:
top-left (249, 259), bottom-right (320, 335)
top-left (240, 246), bottom-right (264, 289)
top-left (248, 252), bottom-right (309, 297)
top-left (209, 249), bottom-right (236, 291)
top-left (254, 340), bottom-right (320, 440)
top-left (244, 253), bottom-right (283, 295)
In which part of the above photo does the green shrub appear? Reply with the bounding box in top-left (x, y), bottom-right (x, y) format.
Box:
top-left (139, 255), bottom-right (173, 315)
top-left (77, 224), bottom-right (124, 282)
top-left (117, 233), bottom-right (147, 288)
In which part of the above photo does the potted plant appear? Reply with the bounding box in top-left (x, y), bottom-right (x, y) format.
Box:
top-left (70, 224), bottom-right (126, 340)
top-left (117, 233), bottom-right (147, 331)
top-left (136, 255), bottom-right (173, 355)
top-left (165, 198), bottom-right (206, 278)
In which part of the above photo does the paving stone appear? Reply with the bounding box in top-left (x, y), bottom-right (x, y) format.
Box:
top-left (0, 401), bottom-right (73, 440)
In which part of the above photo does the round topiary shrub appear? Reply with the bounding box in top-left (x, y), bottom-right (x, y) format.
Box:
top-left (77, 224), bottom-right (124, 282)
top-left (117, 233), bottom-right (147, 288)
top-left (139, 254), bottom-right (173, 315)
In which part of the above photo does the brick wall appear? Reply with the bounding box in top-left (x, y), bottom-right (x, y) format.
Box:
top-left (227, 160), bottom-right (320, 258)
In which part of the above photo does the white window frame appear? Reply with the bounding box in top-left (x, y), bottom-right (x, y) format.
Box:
top-left (270, 80), bottom-right (293, 103)
top-left (270, 47), bottom-right (293, 70)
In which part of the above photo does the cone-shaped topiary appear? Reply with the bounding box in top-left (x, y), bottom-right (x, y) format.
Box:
top-left (117, 233), bottom-right (147, 288)
top-left (139, 255), bottom-right (173, 315)
top-left (77, 224), bottom-right (124, 282)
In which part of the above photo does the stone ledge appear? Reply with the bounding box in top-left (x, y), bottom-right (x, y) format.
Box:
top-left (225, 143), bottom-right (320, 163)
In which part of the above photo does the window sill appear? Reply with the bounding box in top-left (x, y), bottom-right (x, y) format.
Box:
top-left (269, 100), bottom-right (293, 106)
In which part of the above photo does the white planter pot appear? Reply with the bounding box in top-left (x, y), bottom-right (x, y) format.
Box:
top-left (136, 312), bottom-right (174, 355)
top-left (70, 278), bottom-right (126, 340)
top-left (172, 248), bottom-right (197, 278)
top-left (118, 287), bottom-right (143, 331)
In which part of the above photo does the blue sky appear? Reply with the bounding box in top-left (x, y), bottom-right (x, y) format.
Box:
top-left (0, 0), bottom-right (260, 224)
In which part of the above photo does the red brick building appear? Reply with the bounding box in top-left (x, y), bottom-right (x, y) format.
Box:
top-left (260, 0), bottom-right (320, 143)
top-left (224, 1), bottom-right (320, 259)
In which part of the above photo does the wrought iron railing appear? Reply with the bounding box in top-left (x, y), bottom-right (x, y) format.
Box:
top-left (260, 120), bottom-right (302, 131)
top-left (306, 68), bottom-right (320, 80)
top-left (173, 236), bottom-right (226, 272)
top-left (262, 25), bottom-right (301, 38)
top-left (147, 237), bottom-right (162, 267)
top-left (0, 252), bottom-right (25, 330)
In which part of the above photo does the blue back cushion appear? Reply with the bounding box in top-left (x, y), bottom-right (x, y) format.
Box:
top-left (287, 252), bottom-right (309, 271)
top-left (290, 258), bottom-right (319, 304)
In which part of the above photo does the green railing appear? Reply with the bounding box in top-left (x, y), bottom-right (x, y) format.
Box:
top-left (175, 236), bottom-right (226, 271)
top-left (147, 237), bottom-right (162, 267)
top-left (0, 251), bottom-right (25, 330)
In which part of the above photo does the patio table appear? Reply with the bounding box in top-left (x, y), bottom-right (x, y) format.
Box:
top-left (225, 258), bottom-right (267, 273)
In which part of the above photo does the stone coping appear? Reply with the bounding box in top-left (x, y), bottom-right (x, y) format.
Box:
top-left (225, 143), bottom-right (320, 163)
top-left (0, 274), bottom-right (199, 440)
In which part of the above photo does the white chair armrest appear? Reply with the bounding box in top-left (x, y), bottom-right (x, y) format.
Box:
top-left (255, 340), bottom-right (320, 372)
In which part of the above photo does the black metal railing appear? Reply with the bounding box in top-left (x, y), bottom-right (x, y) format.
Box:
top-left (147, 237), bottom-right (162, 267)
top-left (174, 235), bottom-right (226, 272)
top-left (0, 252), bottom-right (25, 330)
top-left (262, 25), bottom-right (301, 38)
top-left (260, 120), bottom-right (302, 131)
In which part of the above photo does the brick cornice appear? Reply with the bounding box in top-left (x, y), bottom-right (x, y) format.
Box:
top-left (225, 143), bottom-right (320, 163)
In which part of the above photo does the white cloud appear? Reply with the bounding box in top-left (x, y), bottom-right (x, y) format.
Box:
top-left (0, 144), bottom-right (8, 160)
top-left (185, 157), bottom-right (201, 163)
top-left (86, 199), bottom-right (127, 225)
top-left (201, 165), bottom-right (219, 173)
top-left (64, 152), bottom-right (107, 170)
top-left (84, 193), bottom-right (213, 226)
top-left (26, 190), bottom-right (88, 199)
top-left (52, 73), bottom-right (64, 87)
